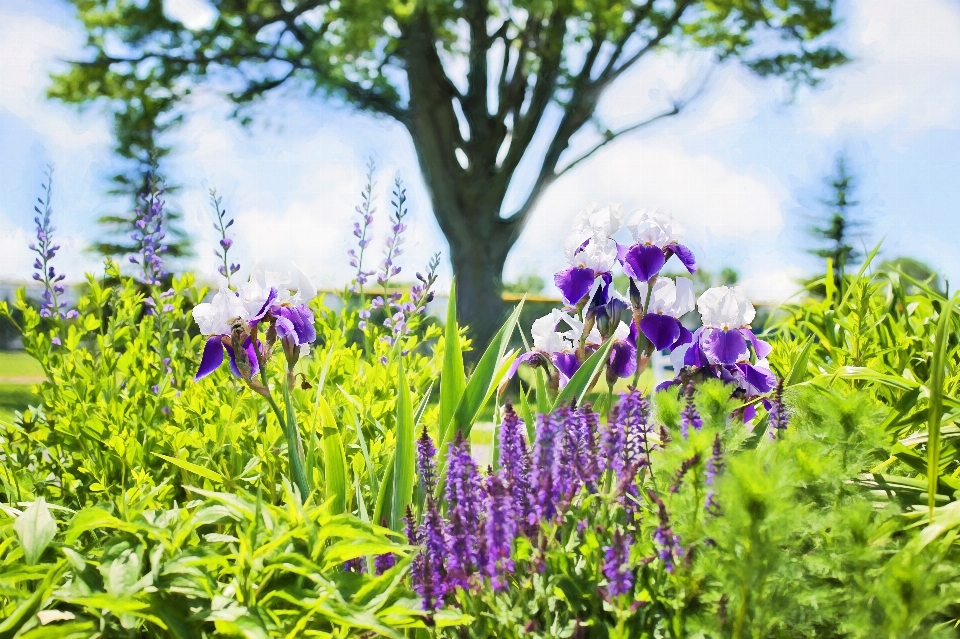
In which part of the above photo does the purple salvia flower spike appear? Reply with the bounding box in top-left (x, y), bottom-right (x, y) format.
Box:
top-left (210, 189), bottom-right (239, 288)
top-left (680, 382), bottom-right (702, 439)
top-left (482, 471), bottom-right (518, 592)
top-left (603, 529), bottom-right (634, 596)
top-left (416, 426), bottom-right (438, 495)
top-left (498, 405), bottom-right (534, 530)
top-left (531, 411), bottom-right (562, 525)
top-left (349, 159), bottom-right (377, 296)
top-left (705, 433), bottom-right (724, 515)
top-left (445, 432), bottom-right (483, 587)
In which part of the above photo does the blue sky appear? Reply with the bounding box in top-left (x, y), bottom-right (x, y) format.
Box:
top-left (2, 0), bottom-right (959, 303)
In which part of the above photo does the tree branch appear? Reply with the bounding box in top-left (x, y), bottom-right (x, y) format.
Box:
top-left (553, 105), bottom-right (680, 179)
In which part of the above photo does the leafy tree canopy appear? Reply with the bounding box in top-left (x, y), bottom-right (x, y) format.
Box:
top-left (51, 0), bottom-right (846, 346)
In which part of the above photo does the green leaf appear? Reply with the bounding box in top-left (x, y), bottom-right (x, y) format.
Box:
top-left (438, 279), bottom-right (466, 445)
top-left (786, 336), bottom-right (815, 386)
top-left (390, 352), bottom-right (415, 532)
top-left (65, 508), bottom-right (140, 544)
top-left (553, 339), bottom-right (614, 410)
top-left (927, 296), bottom-right (955, 521)
top-left (13, 497), bottom-right (58, 565)
top-left (318, 395), bottom-right (348, 515)
top-left (536, 367), bottom-right (550, 415)
top-left (0, 562), bottom-right (68, 639)
top-left (154, 453), bottom-right (224, 484)
top-left (435, 300), bottom-right (524, 494)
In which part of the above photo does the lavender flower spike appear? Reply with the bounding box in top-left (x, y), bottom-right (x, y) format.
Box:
top-left (129, 177), bottom-right (169, 286)
top-left (531, 411), bottom-right (562, 524)
top-left (348, 159), bottom-right (377, 295)
top-left (210, 189), bottom-right (240, 288)
top-left (29, 168), bottom-right (77, 321)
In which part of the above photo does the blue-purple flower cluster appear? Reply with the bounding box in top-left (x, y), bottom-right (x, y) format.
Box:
top-left (29, 169), bottom-right (77, 322)
top-left (348, 160), bottom-right (377, 295)
top-left (513, 203), bottom-right (778, 407)
top-left (129, 180), bottom-right (169, 286)
top-left (407, 395), bottom-right (689, 611)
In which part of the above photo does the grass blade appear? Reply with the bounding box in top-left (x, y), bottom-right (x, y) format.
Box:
top-left (927, 296), bottom-right (955, 521)
top-left (154, 453), bottom-right (223, 484)
top-left (438, 280), bottom-right (466, 445)
top-left (318, 395), bottom-right (348, 515)
top-left (391, 352), bottom-right (416, 532)
top-left (553, 340), bottom-right (613, 410)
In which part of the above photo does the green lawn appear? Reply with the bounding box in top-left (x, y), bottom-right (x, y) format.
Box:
top-left (0, 352), bottom-right (42, 424)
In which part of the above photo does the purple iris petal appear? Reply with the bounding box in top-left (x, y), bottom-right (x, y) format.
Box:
top-left (742, 329), bottom-right (772, 360)
top-left (289, 304), bottom-right (316, 345)
top-left (275, 315), bottom-right (298, 347)
top-left (553, 352), bottom-right (581, 382)
top-left (608, 338), bottom-right (637, 379)
top-left (195, 335), bottom-right (225, 380)
top-left (683, 328), bottom-right (708, 368)
top-left (640, 314), bottom-right (682, 352)
top-left (703, 328), bottom-right (747, 366)
top-left (508, 350), bottom-right (539, 380)
top-left (735, 363), bottom-right (777, 395)
top-left (622, 244), bottom-right (665, 282)
top-left (250, 287), bottom-right (278, 322)
top-left (667, 244), bottom-right (697, 274)
top-left (742, 403), bottom-right (757, 422)
top-left (671, 325), bottom-right (693, 351)
top-left (555, 266), bottom-right (596, 305)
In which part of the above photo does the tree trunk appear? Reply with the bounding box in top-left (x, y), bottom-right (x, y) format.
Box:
top-left (446, 222), bottom-right (515, 355)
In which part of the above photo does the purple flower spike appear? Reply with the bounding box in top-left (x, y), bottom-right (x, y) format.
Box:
top-left (623, 244), bottom-right (666, 282)
top-left (482, 471), bottom-right (518, 591)
top-left (210, 189), bottom-right (240, 287)
top-left (610, 388), bottom-right (652, 480)
top-left (531, 411), bottom-right (562, 524)
top-left (348, 160), bottom-right (378, 295)
top-left (30, 168), bottom-right (77, 320)
top-left (416, 427), bottom-right (438, 495)
top-left (680, 384), bottom-right (702, 439)
top-left (705, 433), bottom-right (724, 514)
top-left (411, 499), bottom-right (448, 614)
top-left (768, 378), bottom-right (789, 438)
top-left (445, 433), bottom-right (483, 587)
top-left (603, 529), bottom-right (634, 596)
top-left (130, 177), bottom-right (169, 286)
top-left (498, 405), bottom-right (533, 526)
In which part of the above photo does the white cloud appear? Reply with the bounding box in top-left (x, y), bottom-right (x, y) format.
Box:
top-left (803, 0), bottom-right (960, 136)
top-left (508, 138), bottom-right (787, 286)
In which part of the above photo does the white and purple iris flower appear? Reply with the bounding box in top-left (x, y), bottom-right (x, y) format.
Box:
top-left (193, 265), bottom-right (317, 380)
top-left (509, 309), bottom-right (601, 386)
top-left (635, 277), bottom-right (695, 351)
top-left (554, 203), bottom-right (622, 306)
top-left (621, 209), bottom-right (697, 282)
top-left (606, 320), bottom-right (639, 380)
top-left (678, 286), bottom-right (775, 396)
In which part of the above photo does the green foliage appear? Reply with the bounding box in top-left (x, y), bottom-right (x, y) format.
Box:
top-left (435, 383), bottom-right (960, 638)
top-left (768, 249), bottom-right (960, 545)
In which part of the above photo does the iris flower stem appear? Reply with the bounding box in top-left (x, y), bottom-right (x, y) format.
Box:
top-left (282, 372), bottom-right (311, 501)
top-left (632, 276), bottom-right (656, 387)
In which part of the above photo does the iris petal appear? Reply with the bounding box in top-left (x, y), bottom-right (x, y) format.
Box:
top-left (703, 328), bottom-right (747, 366)
top-left (554, 267), bottom-right (596, 305)
top-left (640, 313), bottom-right (681, 351)
top-left (623, 244), bottom-right (665, 282)
top-left (668, 244), bottom-right (697, 274)
top-left (195, 335), bottom-right (225, 380)
top-left (608, 339), bottom-right (637, 379)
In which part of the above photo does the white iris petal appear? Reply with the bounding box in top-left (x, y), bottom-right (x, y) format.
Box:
top-left (697, 286), bottom-right (755, 329)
